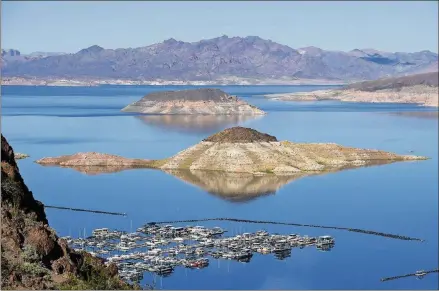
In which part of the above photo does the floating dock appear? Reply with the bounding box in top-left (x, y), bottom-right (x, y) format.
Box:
top-left (63, 223), bottom-right (335, 282)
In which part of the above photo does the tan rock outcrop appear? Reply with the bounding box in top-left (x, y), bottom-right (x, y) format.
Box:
top-left (37, 152), bottom-right (151, 167)
top-left (158, 139), bottom-right (426, 175)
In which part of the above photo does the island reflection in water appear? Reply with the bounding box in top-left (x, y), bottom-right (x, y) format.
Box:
top-left (135, 114), bottom-right (263, 134)
top-left (41, 159), bottom-right (408, 202)
top-left (162, 170), bottom-right (305, 202)
top-left (387, 111), bottom-right (439, 119)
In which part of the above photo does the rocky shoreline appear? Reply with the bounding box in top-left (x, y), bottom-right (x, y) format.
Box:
top-left (2, 76), bottom-right (345, 87)
top-left (265, 86), bottom-right (439, 107)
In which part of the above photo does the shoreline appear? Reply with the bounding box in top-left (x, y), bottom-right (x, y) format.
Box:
top-left (1, 77), bottom-right (347, 87)
top-left (265, 87), bottom-right (439, 107)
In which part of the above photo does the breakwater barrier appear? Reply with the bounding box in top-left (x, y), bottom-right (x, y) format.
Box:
top-left (45, 205), bottom-right (127, 216)
top-left (381, 269), bottom-right (438, 282)
top-left (150, 218), bottom-right (424, 242)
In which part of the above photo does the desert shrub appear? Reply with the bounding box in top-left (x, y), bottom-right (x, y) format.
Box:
top-left (58, 275), bottom-right (136, 290)
top-left (57, 255), bottom-right (138, 290)
top-left (21, 245), bottom-right (41, 263)
top-left (21, 262), bottom-right (49, 276)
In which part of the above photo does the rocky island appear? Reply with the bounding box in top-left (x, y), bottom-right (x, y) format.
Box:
top-left (1, 135), bottom-right (136, 289)
top-left (14, 152), bottom-right (30, 160)
top-left (121, 88), bottom-right (265, 115)
top-left (266, 72), bottom-right (439, 107)
top-left (36, 152), bottom-right (151, 167)
top-left (36, 127), bottom-right (427, 176)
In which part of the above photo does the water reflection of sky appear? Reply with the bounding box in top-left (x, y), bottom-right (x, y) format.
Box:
top-left (136, 114), bottom-right (263, 135)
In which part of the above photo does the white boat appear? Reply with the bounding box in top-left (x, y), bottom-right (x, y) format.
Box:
top-left (118, 245), bottom-right (130, 252)
top-left (148, 248), bottom-right (162, 255)
top-left (317, 235), bottom-right (334, 244)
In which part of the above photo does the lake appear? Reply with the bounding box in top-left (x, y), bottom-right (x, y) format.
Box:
top-left (1, 85), bottom-right (438, 289)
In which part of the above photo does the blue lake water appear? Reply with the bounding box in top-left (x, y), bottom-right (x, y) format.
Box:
top-left (1, 85), bottom-right (438, 289)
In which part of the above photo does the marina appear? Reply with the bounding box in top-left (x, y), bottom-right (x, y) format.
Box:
top-left (63, 223), bottom-right (335, 282)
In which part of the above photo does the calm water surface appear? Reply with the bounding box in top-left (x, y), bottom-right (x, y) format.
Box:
top-left (1, 85), bottom-right (438, 289)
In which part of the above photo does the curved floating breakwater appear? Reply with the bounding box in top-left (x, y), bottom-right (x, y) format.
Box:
top-left (381, 269), bottom-right (439, 282)
top-left (45, 205), bottom-right (127, 216)
top-left (150, 218), bottom-right (425, 242)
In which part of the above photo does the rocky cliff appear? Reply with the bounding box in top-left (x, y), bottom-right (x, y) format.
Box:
top-left (1, 135), bottom-right (135, 289)
top-left (121, 88), bottom-right (265, 115)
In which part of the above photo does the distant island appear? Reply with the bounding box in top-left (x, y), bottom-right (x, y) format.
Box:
top-left (36, 127), bottom-right (427, 176)
top-left (265, 72), bottom-right (439, 107)
top-left (121, 88), bottom-right (265, 115)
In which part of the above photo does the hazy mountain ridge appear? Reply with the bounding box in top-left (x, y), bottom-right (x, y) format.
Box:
top-left (1, 49), bottom-right (67, 70)
top-left (2, 36), bottom-right (437, 81)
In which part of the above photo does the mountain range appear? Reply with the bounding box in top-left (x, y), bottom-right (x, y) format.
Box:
top-left (1, 36), bottom-right (438, 81)
top-left (1, 49), bottom-right (66, 61)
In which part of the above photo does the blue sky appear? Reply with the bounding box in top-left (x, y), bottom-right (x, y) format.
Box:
top-left (2, 1), bottom-right (438, 54)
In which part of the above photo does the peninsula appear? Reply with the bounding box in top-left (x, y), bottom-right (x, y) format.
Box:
top-left (36, 127), bottom-right (427, 176)
top-left (265, 72), bottom-right (439, 107)
top-left (122, 88), bottom-right (265, 115)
